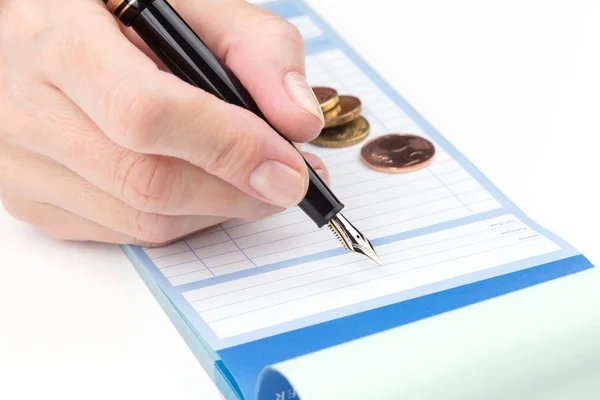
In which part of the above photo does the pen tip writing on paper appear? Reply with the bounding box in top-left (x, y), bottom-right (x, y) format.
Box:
top-left (369, 250), bottom-right (383, 265)
top-left (327, 213), bottom-right (382, 265)
top-left (356, 238), bottom-right (382, 265)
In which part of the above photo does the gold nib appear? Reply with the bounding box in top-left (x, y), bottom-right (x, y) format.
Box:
top-left (368, 250), bottom-right (383, 265)
top-left (328, 214), bottom-right (382, 265)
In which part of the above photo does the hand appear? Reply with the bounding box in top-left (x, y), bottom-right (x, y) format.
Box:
top-left (0, 0), bottom-right (329, 247)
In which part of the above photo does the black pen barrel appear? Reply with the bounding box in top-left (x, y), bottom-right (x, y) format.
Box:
top-left (107, 0), bottom-right (343, 227)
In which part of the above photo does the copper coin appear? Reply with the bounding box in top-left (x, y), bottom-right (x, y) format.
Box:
top-left (323, 104), bottom-right (342, 121)
top-left (360, 134), bottom-right (435, 173)
top-left (323, 96), bottom-right (362, 128)
top-left (312, 87), bottom-right (339, 113)
top-left (311, 116), bottom-right (370, 148)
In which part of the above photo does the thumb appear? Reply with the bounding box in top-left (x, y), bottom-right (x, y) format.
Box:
top-left (141, 0), bottom-right (325, 143)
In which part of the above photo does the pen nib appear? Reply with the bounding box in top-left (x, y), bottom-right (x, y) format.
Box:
top-left (328, 213), bottom-right (382, 265)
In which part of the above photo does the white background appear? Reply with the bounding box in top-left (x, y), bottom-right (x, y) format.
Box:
top-left (2, 1), bottom-right (600, 399)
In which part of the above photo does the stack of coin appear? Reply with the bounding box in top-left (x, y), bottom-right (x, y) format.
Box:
top-left (310, 87), bottom-right (437, 175)
top-left (310, 87), bottom-right (370, 148)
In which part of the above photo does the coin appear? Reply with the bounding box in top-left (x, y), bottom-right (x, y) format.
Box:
top-left (312, 87), bottom-right (339, 113)
top-left (311, 116), bottom-right (370, 148)
top-left (323, 104), bottom-right (342, 122)
top-left (323, 96), bottom-right (362, 128)
top-left (360, 134), bottom-right (435, 173)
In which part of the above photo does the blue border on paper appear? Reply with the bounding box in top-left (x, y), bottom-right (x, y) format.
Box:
top-left (118, 1), bottom-right (595, 399)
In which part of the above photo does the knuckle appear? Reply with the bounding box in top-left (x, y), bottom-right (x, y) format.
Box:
top-left (115, 152), bottom-right (176, 212)
top-left (224, 14), bottom-right (304, 63)
top-left (260, 15), bottom-right (304, 46)
top-left (200, 129), bottom-right (261, 180)
top-left (0, 1), bottom-right (68, 62)
top-left (130, 210), bottom-right (176, 245)
top-left (34, 17), bottom-right (84, 69)
top-left (108, 83), bottom-right (166, 150)
top-left (11, 3), bottom-right (111, 70)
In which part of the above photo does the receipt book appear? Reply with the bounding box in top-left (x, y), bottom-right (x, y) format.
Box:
top-left (120, 1), bottom-right (595, 399)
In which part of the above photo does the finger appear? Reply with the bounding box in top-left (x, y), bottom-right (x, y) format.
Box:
top-left (121, 0), bottom-right (324, 142)
top-left (3, 83), bottom-right (283, 219)
top-left (1, 195), bottom-right (152, 246)
top-left (174, 0), bottom-right (324, 140)
top-left (38, 3), bottom-right (310, 208)
top-left (0, 143), bottom-right (226, 245)
top-left (2, 195), bottom-right (226, 248)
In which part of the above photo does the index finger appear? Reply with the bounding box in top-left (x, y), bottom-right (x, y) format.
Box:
top-left (37, 2), bottom-right (310, 208)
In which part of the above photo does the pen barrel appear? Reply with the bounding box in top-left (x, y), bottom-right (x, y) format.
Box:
top-left (122, 0), bottom-right (343, 227)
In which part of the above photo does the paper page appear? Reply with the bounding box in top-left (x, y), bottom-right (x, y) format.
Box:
top-left (130, 9), bottom-right (581, 350)
top-left (120, 1), bottom-right (593, 399)
top-left (182, 216), bottom-right (560, 339)
top-left (257, 266), bottom-right (600, 400)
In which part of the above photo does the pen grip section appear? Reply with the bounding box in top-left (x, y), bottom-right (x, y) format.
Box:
top-left (129, 0), bottom-right (344, 227)
top-left (302, 167), bottom-right (344, 227)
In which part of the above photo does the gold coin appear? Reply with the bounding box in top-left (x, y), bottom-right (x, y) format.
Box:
top-left (323, 96), bottom-right (362, 128)
top-left (312, 87), bottom-right (339, 113)
top-left (311, 116), bottom-right (370, 148)
top-left (323, 104), bottom-right (342, 122)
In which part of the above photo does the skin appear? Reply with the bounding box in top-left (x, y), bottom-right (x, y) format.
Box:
top-left (0, 0), bottom-right (331, 247)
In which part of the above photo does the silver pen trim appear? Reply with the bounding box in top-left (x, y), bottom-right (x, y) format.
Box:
top-left (328, 213), bottom-right (381, 264)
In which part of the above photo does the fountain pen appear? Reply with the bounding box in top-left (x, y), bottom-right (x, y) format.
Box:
top-left (103, 0), bottom-right (381, 264)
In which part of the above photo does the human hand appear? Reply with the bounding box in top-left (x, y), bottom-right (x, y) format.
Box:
top-left (0, 0), bottom-right (328, 247)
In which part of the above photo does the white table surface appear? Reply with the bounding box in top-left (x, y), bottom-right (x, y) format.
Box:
top-left (2, 1), bottom-right (600, 399)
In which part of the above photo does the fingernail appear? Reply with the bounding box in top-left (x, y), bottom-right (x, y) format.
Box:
top-left (315, 168), bottom-right (330, 186)
top-left (284, 71), bottom-right (325, 127)
top-left (250, 161), bottom-right (306, 207)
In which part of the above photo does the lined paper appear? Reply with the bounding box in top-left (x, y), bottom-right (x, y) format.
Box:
top-left (133, 9), bottom-right (569, 344)
top-left (143, 49), bottom-right (499, 286)
top-left (182, 215), bottom-right (560, 338)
